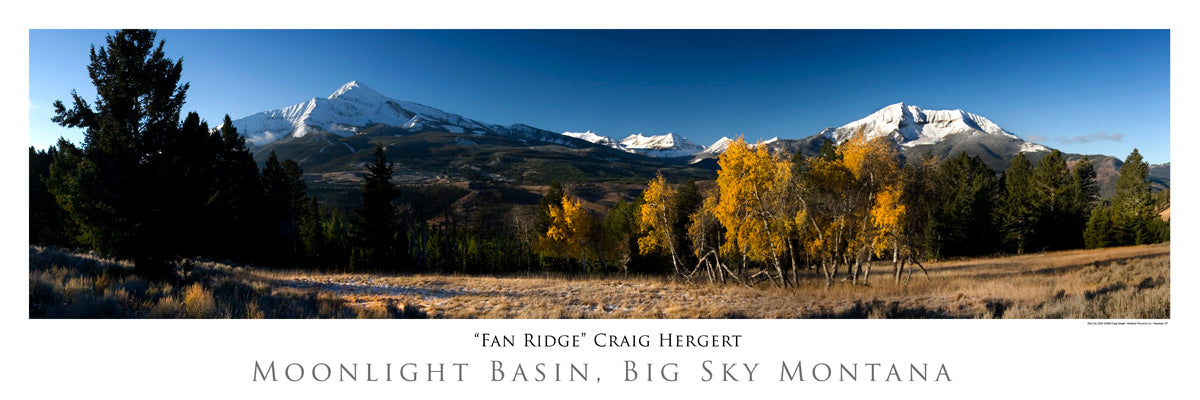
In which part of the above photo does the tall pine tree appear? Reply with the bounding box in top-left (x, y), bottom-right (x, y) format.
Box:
top-left (1031, 150), bottom-right (1074, 250)
top-left (49, 29), bottom-right (189, 276)
top-left (999, 153), bottom-right (1038, 254)
top-left (261, 151), bottom-right (308, 267)
top-left (1064, 155), bottom-right (1099, 249)
top-left (352, 143), bottom-right (402, 271)
top-left (1072, 156), bottom-right (1099, 212)
top-left (208, 115), bottom-right (266, 261)
top-left (1112, 149), bottom-right (1155, 245)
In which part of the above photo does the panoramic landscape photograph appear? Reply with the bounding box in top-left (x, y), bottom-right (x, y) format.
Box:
top-left (28, 29), bottom-right (1170, 319)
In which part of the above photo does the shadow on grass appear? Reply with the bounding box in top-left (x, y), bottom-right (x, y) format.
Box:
top-left (807, 299), bottom-right (955, 319)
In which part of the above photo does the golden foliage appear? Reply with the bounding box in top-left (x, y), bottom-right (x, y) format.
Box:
top-left (869, 184), bottom-right (906, 257)
top-left (546, 194), bottom-right (593, 246)
top-left (713, 136), bottom-right (791, 265)
top-left (838, 128), bottom-right (899, 183)
top-left (637, 174), bottom-right (676, 256)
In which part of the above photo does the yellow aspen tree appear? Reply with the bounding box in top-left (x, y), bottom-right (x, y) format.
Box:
top-left (869, 183), bottom-right (906, 276)
top-left (837, 129), bottom-right (903, 284)
top-left (638, 174), bottom-right (681, 275)
top-left (687, 194), bottom-right (745, 284)
top-left (799, 152), bottom-right (854, 287)
top-left (547, 194), bottom-right (595, 270)
top-left (713, 136), bottom-right (792, 287)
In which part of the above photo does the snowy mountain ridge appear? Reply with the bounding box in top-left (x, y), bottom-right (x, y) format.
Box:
top-left (560, 131), bottom-right (713, 158)
top-left (818, 102), bottom-right (1050, 152)
top-left (230, 83), bottom-right (1052, 165)
top-left (618, 132), bottom-right (706, 158)
top-left (228, 81), bottom-right (568, 148)
top-left (563, 103), bottom-right (1049, 161)
top-left (563, 131), bottom-right (630, 152)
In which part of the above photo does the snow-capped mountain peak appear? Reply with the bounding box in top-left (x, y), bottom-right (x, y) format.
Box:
top-left (621, 132), bottom-right (684, 148)
top-left (693, 136), bottom-right (780, 160)
top-left (562, 131), bottom-right (630, 152)
top-left (563, 130), bottom-right (603, 142)
top-left (560, 130), bottom-right (709, 157)
top-left (618, 132), bottom-right (706, 158)
top-left (819, 102), bottom-right (1036, 149)
top-left (327, 80), bottom-right (386, 102)
top-left (228, 81), bottom-right (554, 147)
top-left (700, 136), bottom-right (733, 155)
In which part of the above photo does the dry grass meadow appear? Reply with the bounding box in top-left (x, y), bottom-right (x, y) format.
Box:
top-left (29, 243), bottom-right (1169, 319)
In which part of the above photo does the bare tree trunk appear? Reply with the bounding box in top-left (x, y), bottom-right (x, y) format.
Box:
top-left (714, 250), bottom-right (728, 285)
top-left (909, 255), bottom-right (930, 279)
top-left (821, 259), bottom-right (834, 290)
top-left (863, 259), bottom-right (871, 285)
top-left (770, 253), bottom-right (785, 288)
top-left (788, 240), bottom-right (798, 289)
top-left (892, 241), bottom-right (910, 286)
top-left (842, 254), bottom-right (852, 283)
top-left (700, 255), bottom-right (710, 283)
top-left (667, 242), bottom-right (680, 278)
top-left (864, 247), bottom-right (872, 284)
top-left (700, 250), bottom-right (746, 287)
top-left (849, 249), bottom-right (861, 285)
top-left (906, 257), bottom-right (913, 285)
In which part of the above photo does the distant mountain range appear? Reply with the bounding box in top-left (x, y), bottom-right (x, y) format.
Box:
top-left (227, 81), bottom-right (1167, 196)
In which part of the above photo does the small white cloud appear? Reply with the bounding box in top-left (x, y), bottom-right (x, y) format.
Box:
top-left (1025, 135), bottom-right (1048, 142)
top-left (1055, 132), bottom-right (1123, 144)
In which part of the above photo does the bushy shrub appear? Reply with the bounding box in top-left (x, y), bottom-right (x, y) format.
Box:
top-left (182, 283), bottom-right (216, 318)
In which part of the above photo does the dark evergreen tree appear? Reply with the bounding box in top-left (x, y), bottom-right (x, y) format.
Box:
top-left (300, 197), bottom-right (326, 268)
top-left (602, 197), bottom-right (638, 273)
top-left (160, 112), bottom-right (218, 258)
top-left (1112, 149), bottom-right (1155, 245)
top-left (671, 180), bottom-right (703, 267)
top-left (932, 152), bottom-right (999, 257)
top-left (817, 138), bottom-right (839, 161)
top-left (1143, 216), bottom-right (1170, 244)
top-left (207, 115), bottom-right (266, 261)
top-left (352, 143), bottom-right (402, 271)
top-left (30, 146), bottom-right (72, 247)
top-left (261, 151), bottom-right (308, 267)
top-left (1031, 150), bottom-right (1074, 250)
top-left (43, 139), bottom-right (85, 248)
top-left (999, 153), bottom-right (1038, 254)
top-left (1072, 156), bottom-right (1099, 212)
top-left (1063, 155), bottom-right (1099, 249)
top-left (49, 29), bottom-right (189, 277)
top-left (310, 206), bottom-right (354, 269)
top-left (1083, 204), bottom-right (1116, 249)
top-left (534, 180), bottom-right (565, 235)
top-left (899, 156), bottom-right (940, 261)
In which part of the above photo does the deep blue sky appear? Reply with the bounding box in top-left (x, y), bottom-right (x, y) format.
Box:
top-left (29, 29), bottom-right (1170, 164)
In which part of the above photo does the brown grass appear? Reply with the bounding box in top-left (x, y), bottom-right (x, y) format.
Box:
top-left (28, 246), bottom-right (360, 319)
top-left (29, 243), bottom-right (1169, 319)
